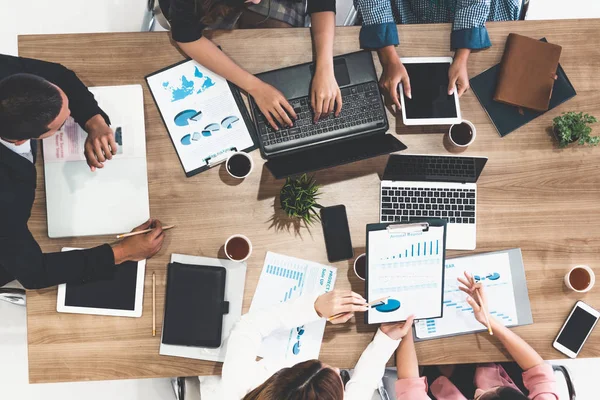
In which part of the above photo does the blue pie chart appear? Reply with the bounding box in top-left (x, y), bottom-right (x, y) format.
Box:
top-left (487, 272), bottom-right (500, 281)
top-left (204, 123), bottom-right (220, 132)
top-left (180, 134), bottom-right (192, 145)
top-left (221, 115), bottom-right (239, 129)
top-left (174, 109), bottom-right (202, 126)
top-left (374, 299), bottom-right (401, 313)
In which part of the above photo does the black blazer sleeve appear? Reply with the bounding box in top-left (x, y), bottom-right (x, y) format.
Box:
top-left (0, 150), bottom-right (117, 289)
top-left (0, 54), bottom-right (110, 130)
top-left (0, 228), bottom-right (116, 290)
top-left (307, 0), bottom-right (336, 14)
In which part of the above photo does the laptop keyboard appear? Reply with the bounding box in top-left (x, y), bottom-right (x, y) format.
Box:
top-left (385, 155), bottom-right (477, 179)
top-left (380, 186), bottom-right (476, 224)
top-left (255, 81), bottom-right (386, 153)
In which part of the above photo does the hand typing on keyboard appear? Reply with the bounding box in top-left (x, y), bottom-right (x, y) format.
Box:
top-left (249, 81), bottom-right (297, 131)
top-left (256, 81), bottom-right (386, 151)
top-left (311, 66), bottom-right (342, 123)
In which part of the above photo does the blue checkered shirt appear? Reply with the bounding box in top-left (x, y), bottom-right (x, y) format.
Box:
top-left (354, 0), bottom-right (521, 50)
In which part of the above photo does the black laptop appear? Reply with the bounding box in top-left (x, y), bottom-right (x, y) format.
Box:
top-left (249, 51), bottom-right (406, 179)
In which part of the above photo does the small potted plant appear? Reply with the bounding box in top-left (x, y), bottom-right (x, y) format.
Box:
top-left (280, 174), bottom-right (322, 225)
top-left (553, 112), bottom-right (599, 148)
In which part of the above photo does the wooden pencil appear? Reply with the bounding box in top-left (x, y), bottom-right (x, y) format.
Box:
top-left (152, 272), bottom-right (156, 337)
top-left (476, 288), bottom-right (493, 335)
top-left (116, 225), bottom-right (175, 239)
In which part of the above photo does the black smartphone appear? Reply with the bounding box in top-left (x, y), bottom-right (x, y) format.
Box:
top-left (320, 205), bottom-right (354, 262)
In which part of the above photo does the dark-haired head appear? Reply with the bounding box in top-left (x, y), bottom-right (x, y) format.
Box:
top-left (476, 386), bottom-right (529, 400)
top-left (0, 73), bottom-right (69, 142)
top-left (243, 359), bottom-right (344, 400)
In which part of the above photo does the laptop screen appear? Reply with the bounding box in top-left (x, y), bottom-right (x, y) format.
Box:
top-left (382, 154), bottom-right (487, 183)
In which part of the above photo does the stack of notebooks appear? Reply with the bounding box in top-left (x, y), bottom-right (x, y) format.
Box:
top-left (470, 34), bottom-right (577, 137)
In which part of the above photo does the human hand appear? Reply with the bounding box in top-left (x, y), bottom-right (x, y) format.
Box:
top-left (448, 49), bottom-right (471, 97)
top-left (112, 219), bottom-right (165, 264)
top-left (84, 114), bottom-right (118, 172)
top-left (250, 81), bottom-right (297, 131)
top-left (314, 290), bottom-right (368, 324)
top-left (457, 271), bottom-right (489, 326)
top-left (381, 315), bottom-right (415, 340)
top-left (310, 66), bottom-right (342, 123)
top-left (379, 58), bottom-right (411, 112)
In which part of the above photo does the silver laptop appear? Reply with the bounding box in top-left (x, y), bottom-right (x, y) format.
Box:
top-left (380, 154), bottom-right (488, 250)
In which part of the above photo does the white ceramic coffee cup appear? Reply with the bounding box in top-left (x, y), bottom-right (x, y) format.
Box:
top-left (353, 253), bottom-right (367, 281)
top-left (224, 234), bottom-right (253, 262)
top-left (225, 152), bottom-right (254, 179)
top-left (448, 119), bottom-right (477, 148)
top-left (564, 265), bottom-right (595, 293)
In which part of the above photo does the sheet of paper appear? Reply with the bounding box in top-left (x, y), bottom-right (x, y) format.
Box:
top-left (367, 226), bottom-right (445, 323)
top-left (146, 60), bottom-right (254, 173)
top-left (415, 252), bottom-right (518, 339)
top-left (250, 252), bottom-right (337, 363)
top-left (159, 254), bottom-right (247, 362)
top-left (43, 118), bottom-right (138, 163)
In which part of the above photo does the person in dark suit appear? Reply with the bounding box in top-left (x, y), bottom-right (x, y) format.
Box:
top-left (0, 54), bottom-right (165, 289)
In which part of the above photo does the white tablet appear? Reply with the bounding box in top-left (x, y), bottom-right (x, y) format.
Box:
top-left (57, 248), bottom-right (146, 317)
top-left (399, 57), bottom-right (462, 126)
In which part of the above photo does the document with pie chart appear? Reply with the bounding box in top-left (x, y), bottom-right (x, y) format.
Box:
top-left (146, 59), bottom-right (256, 176)
top-left (366, 223), bottom-right (446, 324)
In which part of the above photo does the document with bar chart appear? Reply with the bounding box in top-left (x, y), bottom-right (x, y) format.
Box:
top-left (250, 252), bottom-right (337, 363)
top-left (366, 224), bottom-right (446, 324)
top-left (415, 250), bottom-right (524, 340)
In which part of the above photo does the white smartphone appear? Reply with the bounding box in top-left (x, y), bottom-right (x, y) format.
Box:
top-left (553, 301), bottom-right (600, 358)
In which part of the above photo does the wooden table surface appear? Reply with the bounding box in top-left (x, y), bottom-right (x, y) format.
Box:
top-left (19, 19), bottom-right (600, 383)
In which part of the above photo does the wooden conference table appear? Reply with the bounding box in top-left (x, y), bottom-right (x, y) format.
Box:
top-left (19, 19), bottom-right (600, 383)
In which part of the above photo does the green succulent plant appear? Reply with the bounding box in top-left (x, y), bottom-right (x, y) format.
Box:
top-left (553, 112), bottom-right (599, 148)
top-left (279, 174), bottom-right (322, 224)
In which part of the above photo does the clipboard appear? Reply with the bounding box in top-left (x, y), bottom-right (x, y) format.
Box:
top-left (413, 248), bottom-right (533, 341)
top-left (145, 57), bottom-right (258, 177)
top-left (365, 219), bottom-right (447, 325)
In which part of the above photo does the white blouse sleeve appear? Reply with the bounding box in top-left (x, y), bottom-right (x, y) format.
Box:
top-left (221, 293), bottom-right (322, 400)
top-left (344, 329), bottom-right (401, 400)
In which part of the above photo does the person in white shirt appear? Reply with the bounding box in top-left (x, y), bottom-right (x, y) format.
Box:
top-left (221, 290), bottom-right (415, 400)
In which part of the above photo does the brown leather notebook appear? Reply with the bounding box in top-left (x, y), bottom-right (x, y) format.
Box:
top-left (494, 33), bottom-right (562, 112)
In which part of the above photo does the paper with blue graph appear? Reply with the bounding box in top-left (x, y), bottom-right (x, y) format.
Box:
top-left (415, 252), bottom-right (519, 339)
top-left (367, 225), bottom-right (446, 324)
top-left (250, 252), bottom-right (337, 363)
top-left (146, 59), bottom-right (255, 175)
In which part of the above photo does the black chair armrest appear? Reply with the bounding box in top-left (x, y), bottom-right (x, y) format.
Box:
top-left (0, 288), bottom-right (26, 306)
top-left (553, 364), bottom-right (576, 400)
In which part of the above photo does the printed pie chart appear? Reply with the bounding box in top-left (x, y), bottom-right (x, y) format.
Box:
top-left (221, 115), bottom-right (239, 129)
top-left (487, 272), bottom-right (500, 280)
top-left (204, 123), bottom-right (220, 132)
top-left (374, 298), bottom-right (401, 313)
top-left (174, 109), bottom-right (202, 126)
top-left (180, 134), bottom-right (192, 146)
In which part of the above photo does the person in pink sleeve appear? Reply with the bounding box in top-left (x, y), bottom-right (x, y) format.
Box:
top-left (394, 272), bottom-right (559, 400)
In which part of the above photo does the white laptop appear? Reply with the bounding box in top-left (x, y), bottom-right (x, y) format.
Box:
top-left (380, 154), bottom-right (487, 250)
top-left (43, 85), bottom-right (149, 238)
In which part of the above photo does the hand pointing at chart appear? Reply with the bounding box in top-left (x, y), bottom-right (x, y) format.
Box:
top-left (314, 290), bottom-right (368, 324)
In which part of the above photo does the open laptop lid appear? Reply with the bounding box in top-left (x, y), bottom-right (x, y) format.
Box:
top-left (382, 154), bottom-right (487, 184)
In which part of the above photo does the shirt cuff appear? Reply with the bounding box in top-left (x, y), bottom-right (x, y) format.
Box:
top-left (395, 376), bottom-right (429, 399)
top-left (450, 26), bottom-right (491, 50)
top-left (359, 23), bottom-right (399, 49)
top-left (372, 329), bottom-right (402, 353)
top-left (307, 0), bottom-right (336, 14)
